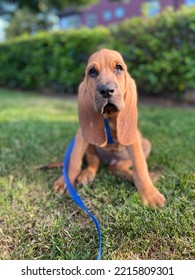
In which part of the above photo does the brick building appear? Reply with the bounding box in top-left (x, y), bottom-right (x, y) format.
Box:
top-left (58, 0), bottom-right (195, 29)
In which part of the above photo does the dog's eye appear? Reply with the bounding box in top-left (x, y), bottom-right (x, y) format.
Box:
top-left (115, 64), bottom-right (123, 74)
top-left (89, 67), bottom-right (99, 78)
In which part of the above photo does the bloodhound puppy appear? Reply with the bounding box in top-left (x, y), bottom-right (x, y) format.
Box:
top-left (54, 49), bottom-right (165, 208)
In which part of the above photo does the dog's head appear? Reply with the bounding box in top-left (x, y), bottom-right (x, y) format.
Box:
top-left (86, 49), bottom-right (126, 115)
top-left (78, 49), bottom-right (138, 146)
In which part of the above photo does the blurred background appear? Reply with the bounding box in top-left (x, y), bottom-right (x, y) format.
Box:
top-left (0, 0), bottom-right (195, 100)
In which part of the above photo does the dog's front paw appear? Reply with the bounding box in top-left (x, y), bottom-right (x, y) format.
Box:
top-left (140, 187), bottom-right (166, 208)
top-left (53, 176), bottom-right (66, 195)
top-left (77, 168), bottom-right (96, 185)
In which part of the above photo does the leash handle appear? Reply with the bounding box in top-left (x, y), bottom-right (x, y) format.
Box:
top-left (63, 137), bottom-right (102, 260)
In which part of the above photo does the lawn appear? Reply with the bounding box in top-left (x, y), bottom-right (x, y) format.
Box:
top-left (0, 88), bottom-right (194, 260)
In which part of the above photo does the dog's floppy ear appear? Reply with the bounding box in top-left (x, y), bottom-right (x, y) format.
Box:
top-left (117, 74), bottom-right (138, 145)
top-left (78, 81), bottom-right (107, 147)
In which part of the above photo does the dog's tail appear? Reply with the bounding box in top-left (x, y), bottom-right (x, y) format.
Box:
top-left (33, 162), bottom-right (63, 171)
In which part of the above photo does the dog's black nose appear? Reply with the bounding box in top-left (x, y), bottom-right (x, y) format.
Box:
top-left (97, 83), bottom-right (116, 98)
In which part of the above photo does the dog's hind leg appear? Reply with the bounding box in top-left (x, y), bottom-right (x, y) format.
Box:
top-left (109, 159), bottom-right (133, 181)
top-left (108, 139), bottom-right (150, 181)
top-left (142, 138), bottom-right (151, 159)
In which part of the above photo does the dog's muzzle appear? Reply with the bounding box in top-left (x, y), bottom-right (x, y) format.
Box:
top-left (95, 82), bottom-right (125, 114)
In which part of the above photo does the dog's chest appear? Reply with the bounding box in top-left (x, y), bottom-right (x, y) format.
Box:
top-left (94, 119), bottom-right (129, 165)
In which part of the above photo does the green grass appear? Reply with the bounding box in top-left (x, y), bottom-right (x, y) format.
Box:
top-left (0, 88), bottom-right (194, 260)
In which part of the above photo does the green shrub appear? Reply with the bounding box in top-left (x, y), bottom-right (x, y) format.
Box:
top-left (0, 27), bottom-right (110, 92)
top-left (110, 7), bottom-right (195, 95)
top-left (0, 7), bottom-right (195, 96)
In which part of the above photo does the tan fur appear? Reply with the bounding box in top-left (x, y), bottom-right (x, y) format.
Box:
top-left (54, 49), bottom-right (165, 208)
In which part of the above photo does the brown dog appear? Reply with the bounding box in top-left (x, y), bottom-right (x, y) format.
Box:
top-left (54, 49), bottom-right (165, 208)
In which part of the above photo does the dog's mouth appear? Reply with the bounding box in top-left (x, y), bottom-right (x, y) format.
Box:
top-left (103, 103), bottom-right (119, 114)
top-left (95, 93), bottom-right (125, 115)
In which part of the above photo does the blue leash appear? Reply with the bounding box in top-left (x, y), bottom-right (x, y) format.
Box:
top-left (63, 117), bottom-right (113, 260)
top-left (104, 117), bottom-right (114, 144)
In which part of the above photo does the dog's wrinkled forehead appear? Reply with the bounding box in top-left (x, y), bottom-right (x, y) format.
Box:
top-left (87, 49), bottom-right (126, 71)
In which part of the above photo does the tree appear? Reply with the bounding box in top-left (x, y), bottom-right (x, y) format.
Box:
top-left (5, 7), bottom-right (55, 39)
top-left (2, 0), bottom-right (124, 40)
top-left (0, 0), bottom-right (98, 17)
top-left (2, 1), bottom-right (98, 39)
